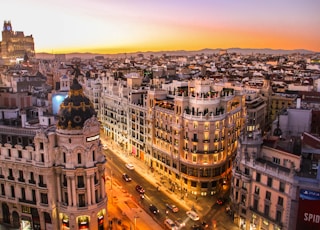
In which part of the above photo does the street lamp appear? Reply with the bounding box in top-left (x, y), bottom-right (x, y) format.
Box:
top-left (180, 174), bottom-right (183, 199)
top-left (110, 169), bottom-right (113, 190)
top-left (134, 215), bottom-right (139, 230)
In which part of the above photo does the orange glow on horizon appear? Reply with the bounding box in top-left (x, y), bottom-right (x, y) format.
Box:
top-left (7, 0), bottom-right (317, 55)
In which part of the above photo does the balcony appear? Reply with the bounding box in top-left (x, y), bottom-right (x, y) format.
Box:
top-left (29, 179), bottom-right (36, 184)
top-left (38, 183), bottom-right (47, 188)
top-left (241, 173), bottom-right (251, 182)
top-left (7, 176), bottom-right (15, 181)
top-left (18, 198), bottom-right (36, 205)
top-left (233, 169), bottom-right (241, 178)
top-left (78, 183), bottom-right (85, 189)
top-left (18, 178), bottom-right (25, 183)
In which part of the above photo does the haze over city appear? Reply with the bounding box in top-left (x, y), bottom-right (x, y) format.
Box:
top-left (1, 0), bottom-right (320, 54)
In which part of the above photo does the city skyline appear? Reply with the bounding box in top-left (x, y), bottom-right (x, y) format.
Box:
top-left (1, 0), bottom-right (320, 54)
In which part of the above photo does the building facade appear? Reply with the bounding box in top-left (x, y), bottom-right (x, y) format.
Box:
top-left (231, 91), bottom-right (320, 230)
top-left (100, 75), bottom-right (246, 195)
top-left (146, 78), bottom-right (246, 196)
top-left (231, 131), bottom-right (301, 230)
top-left (0, 77), bottom-right (107, 229)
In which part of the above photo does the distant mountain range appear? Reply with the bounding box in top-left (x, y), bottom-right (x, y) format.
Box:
top-left (35, 48), bottom-right (317, 59)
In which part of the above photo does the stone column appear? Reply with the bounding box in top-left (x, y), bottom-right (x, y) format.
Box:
top-left (67, 177), bottom-right (72, 206)
top-left (56, 174), bottom-right (61, 202)
top-left (71, 177), bottom-right (77, 206)
top-left (101, 173), bottom-right (105, 197)
top-left (87, 175), bottom-right (91, 205)
top-left (91, 175), bottom-right (95, 203)
top-left (38, 209), bottom-right (45, 230)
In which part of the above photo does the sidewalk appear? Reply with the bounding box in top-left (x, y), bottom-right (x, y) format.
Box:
top-left (0, 225), bottom-right (19, 230)
top-left (106, 177), bottom-right (163, 230)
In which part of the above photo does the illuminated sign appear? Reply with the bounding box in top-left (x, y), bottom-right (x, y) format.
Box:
top-left (86, 134), bottom-right (100, 142)
top-left (297, 189), bottom-right (320, 229)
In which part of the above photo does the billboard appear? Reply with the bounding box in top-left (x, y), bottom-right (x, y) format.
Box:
top-left (296, 189), bottom-right (320, 229)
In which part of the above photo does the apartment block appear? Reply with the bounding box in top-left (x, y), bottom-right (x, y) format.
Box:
top-left (231, 131), bottom-right (300, 230)
top-left (232, 127), bottom-right (320, 230)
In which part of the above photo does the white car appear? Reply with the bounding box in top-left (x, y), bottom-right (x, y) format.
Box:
top-left (125, 163), bottom-right (135, 170)
top-left (164, 218), bottom-right (178, 230)
top-left (186, 210), bottom-right (200, 221)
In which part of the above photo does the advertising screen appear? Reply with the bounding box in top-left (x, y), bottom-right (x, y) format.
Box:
top-left (296, 189), bottom-right (320, 229)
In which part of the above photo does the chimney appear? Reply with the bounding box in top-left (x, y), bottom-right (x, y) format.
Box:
top-left (296, 97), bottom-right (301, 109)
top-left (21, 110), bottom-right (26, 128)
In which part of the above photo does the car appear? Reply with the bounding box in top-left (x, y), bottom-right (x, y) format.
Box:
top-left (122, 173), bottom-right (131, 182)
top-left (164, 218), bottom-right (178, 230)
top-left (165, 203), bottom-right (179, 213)
top-left (125, 163), bottom-right (135, 170)
top-left (135, 185), bottom-right (145, 194)
top-left (186, 210), bottom-right (200, 221)
top-left (174, 218), bottom-right (186, 228)
top-left (149, 204), bottom-right (160, 215)
top-left (216, 197), bottom-right (227, 205)
top-left (201, 221), bottom-right (209, 228)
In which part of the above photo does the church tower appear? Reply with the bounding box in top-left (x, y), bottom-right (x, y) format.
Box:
top-left (2, 20), bottom-right (13, 40)
top-left (1, 20), bottom-right (35, 63)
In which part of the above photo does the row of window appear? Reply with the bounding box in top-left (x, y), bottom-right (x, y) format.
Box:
top-left (252, 199), bottom-right (283, 223)
top-left (254, 186), bottom-right (284, 206)
top-left (0, 169), bottom-right (46, 186)
top-left (156, 164), bottom-right (220, 188)
top-left (5, 149), bottom-right (45, 162)
top-left (0, 171), bottom-right (97, 189)
top-left (256, 173), bottom-right (285, 192)
top-left (62, 151), bottom-right (96, 164)
top-left (0, 184), bottom-right (48, 204)
top-left (62, 174), bottom-right (99, 188)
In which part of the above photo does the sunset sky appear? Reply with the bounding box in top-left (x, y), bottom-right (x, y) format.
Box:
top-left (1, 0), bottom-right (319, 54)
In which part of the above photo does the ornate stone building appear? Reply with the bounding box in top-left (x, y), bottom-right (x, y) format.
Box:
top-left (146, 79), bottom-right (246, 196)
top-left (0, 77), bottom-right (107, 229)
top-left (0, 20), bottom-right (35, 64)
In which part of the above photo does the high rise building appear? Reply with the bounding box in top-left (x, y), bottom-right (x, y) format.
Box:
top-left (0, 20), bottom-right (35, 64)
